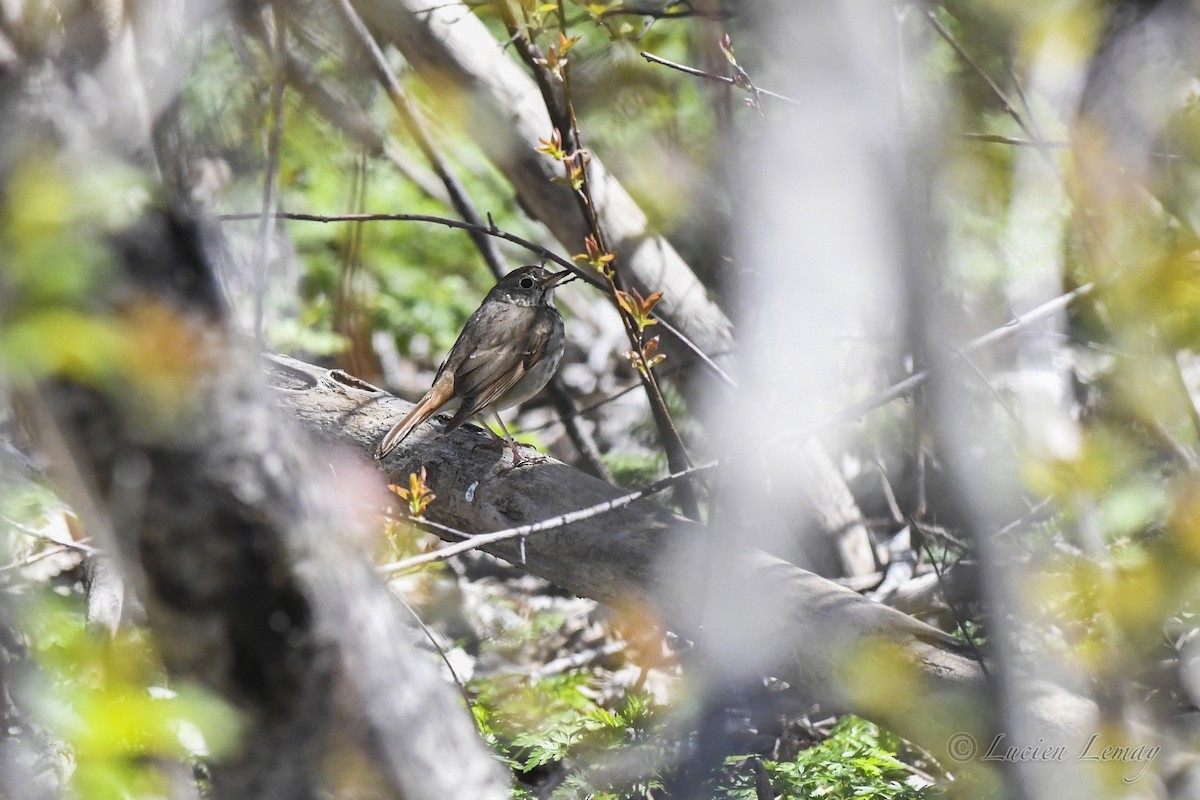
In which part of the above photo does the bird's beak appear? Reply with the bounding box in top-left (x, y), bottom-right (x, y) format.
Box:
top-left (542, 269), bottom-right (577, 288)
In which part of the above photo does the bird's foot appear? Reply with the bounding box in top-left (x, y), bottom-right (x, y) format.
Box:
top-left (504, 441), bottom-right (548, 469)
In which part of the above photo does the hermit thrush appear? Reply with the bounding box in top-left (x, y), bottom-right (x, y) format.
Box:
top-left (374, 265), bottom-right (574, 462)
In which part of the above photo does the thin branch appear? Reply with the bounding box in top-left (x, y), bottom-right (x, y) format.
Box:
top-left (926, 10), bottom-right (1056, 173)
top-left (0, 515), bottom-right (99, 555)
top-left (957, 132), bottom-right (1068, 148)
top-left (598, 2), bottom-right (731, 21)
top-left (0, 544), bottom-right (82, 575)
top-left (640, 50), bottom-right (798, 104)
top-left (217, 210), bottom-right (738, 389)
top-left (394, 594), bottom-right (474, 710)
top-left (330, 0), bottom-right (508, 278)
top-left (524, 377), bottom-right (647, 432)
top-left (379, 460), bottom-right (718, 574)
top-left (224, 209), bottom-right (575, 267)
top-left (545, 375), bottom-right (612, 480)
top-left (926, 11), bottom-right (1028, 135)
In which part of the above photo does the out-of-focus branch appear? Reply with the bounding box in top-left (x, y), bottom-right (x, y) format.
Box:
top-left (276, 40), bottom-right (450, 203)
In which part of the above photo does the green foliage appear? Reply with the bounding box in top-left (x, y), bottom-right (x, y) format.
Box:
top-left (472, 667), bottom-right (933, 800)
top-left (603, 450), bottom-right (666, 489)
top-left (21, 597), bottom-right (241, 800)
top-left (0, 155), bottom-right (148, 384)
top-left (713, 717), bottom-right (936, 800)
top-left (471, 670), bottom-right (669, 797)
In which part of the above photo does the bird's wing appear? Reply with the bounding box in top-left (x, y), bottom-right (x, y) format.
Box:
top-left (443, 305), bottom-right (555, 430)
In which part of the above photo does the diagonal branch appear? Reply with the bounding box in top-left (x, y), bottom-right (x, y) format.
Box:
top-left (381, 460), bottom-right (718, 573)
top-left (329, 0), bottom-right (507, 277)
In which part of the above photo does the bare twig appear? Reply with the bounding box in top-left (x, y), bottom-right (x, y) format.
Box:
top-left (926, 11), bottom-right (1030, 137)
top-left (958, 132), bottom-right (1068, 148)
top-left (640, 50), bottom-right (797, 104)
top-left (525, 377), bottom-right (647, 432)
top-left (379, 460), bottom-right (718, 574)
top-left (330, 0), bottom-right (508, 277)
top-left (598, 1), bottom-right (730, 21)
top-left (926, 10), bottom-right (1057, 174)
top-left (522, 641), bottom-right (624, 679)
top-left (394, 594), bottom-right (474, 710)
top-left (0, 515), bottom-right (98, 554)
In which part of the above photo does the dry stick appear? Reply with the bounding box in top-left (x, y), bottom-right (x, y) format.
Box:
top-left (394, 594), bottom-right (474, 710)
top-left (523, 641), bottom-right (625, 680)
top-left (379, 460), bottom-right (718, 574)
top-left (639, 50), bottom-right (798, 104)
top-left (643, 50), bottom-right (1078, 136)
top-left (254, 0), bottom-right (288, 342)
top-left (330, 0), bottom-right (507, 278)
top-left (0, 545), bottom-right (79, 575)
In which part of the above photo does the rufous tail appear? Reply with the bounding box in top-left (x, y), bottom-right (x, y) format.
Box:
top-left (374, 379), bottom-right (454, 459)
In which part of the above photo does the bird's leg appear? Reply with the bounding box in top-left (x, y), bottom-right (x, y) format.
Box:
top-left (469, 415), bottom-right (508, 449)
top-left (488, 411), bottom-right (524, 464)
top-left (490, 411), bottom-right (546, 467)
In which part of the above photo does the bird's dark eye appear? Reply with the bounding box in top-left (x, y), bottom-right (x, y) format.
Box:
top-left (519, 277), bottom-right (536, 289)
